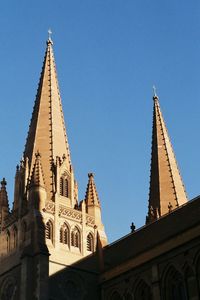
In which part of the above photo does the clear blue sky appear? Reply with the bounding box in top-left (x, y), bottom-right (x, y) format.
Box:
top-left (0, 1), bottom-right (200, 242)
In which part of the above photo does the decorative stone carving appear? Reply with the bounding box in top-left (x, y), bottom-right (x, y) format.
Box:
top-left (44, 201), bottom-right (55, 214)
top-left (86, 215), bottom-right (95, 226)
top-left (59, 205), bottom-right (82, 222)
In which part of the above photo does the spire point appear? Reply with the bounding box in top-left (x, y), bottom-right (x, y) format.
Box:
top-left (88, 172), bottom-right (94, 178)
top-left (153, 85), bottom-right (159, 101)
top-left (24, 35), bottom-right (71, 199)
top-left (47, 29), bottom-right (53, 45)
top-left (1, 178), bottom-right (7, 187)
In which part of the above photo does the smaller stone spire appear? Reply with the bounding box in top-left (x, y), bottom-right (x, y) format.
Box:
top-left (85, 173), bottom-right (107, 246)
top-left (29, 152), bottom-right (45, 188)
top-left (28, 152), bottom-right (46, 210)
top-left (0, 178), bottom-right (9, 209)
top-left (85, 173), bottom-right (100, 207)
top-left (0, 178), bottom-right (9, 228)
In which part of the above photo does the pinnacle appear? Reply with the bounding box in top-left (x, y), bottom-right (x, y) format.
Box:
top-left (0, 177), bottom-right (9, 209)
top-left (1, 178), bottom-right (7, 188)
top-left (29, 152), bottom-right (45, 188)
top-left (85, 173), bottom-right (100, 207)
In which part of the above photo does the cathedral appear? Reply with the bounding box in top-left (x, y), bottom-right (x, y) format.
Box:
top-left (0, 36), bottom-right (200, 300)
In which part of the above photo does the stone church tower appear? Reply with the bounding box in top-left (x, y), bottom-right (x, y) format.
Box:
top-left (0, 36), bottom-right (107, 299)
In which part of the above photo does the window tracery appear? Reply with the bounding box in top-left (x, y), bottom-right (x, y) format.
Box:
top-left (163, 266), bottom-right (187, 300)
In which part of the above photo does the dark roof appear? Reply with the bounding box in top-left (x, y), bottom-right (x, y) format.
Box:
top-left (102, 196), bottom-right (200, 271)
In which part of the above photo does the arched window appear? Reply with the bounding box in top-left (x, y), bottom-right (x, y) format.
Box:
top-left (60, 223), bottom-right (70, 245)
top-left (6, 231), bottom-right (10, 253)
top-left (13, 226), bottom-right (18, 249)
top-left (0, 277), bottom-right (17, 300)
top-left (46, 220), bottom-right (53, 242)
top-left (163, 266), bottom-right (187, 300)
top-left (184, 265), bottom-right (198, 298)
top-left (71, 227), bottom-right (80, 249)
top-left (60, 176), bottom-right (69, 197)
top-left (87, 233), bottom-right (94, 252)
top-left (21, 221), bottom-right (27, 242)
top-left (134, 280), bottom-right (152, 300)
top-left (110, 291), bottom-right (123, 300)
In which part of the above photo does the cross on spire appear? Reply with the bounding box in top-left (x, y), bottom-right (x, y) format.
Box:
top-left (48, 29), bottom-right (52, 40)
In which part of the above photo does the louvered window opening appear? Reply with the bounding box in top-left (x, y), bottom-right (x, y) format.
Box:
top-left (60, 225), bottom-right (69, 245)
top-left (60, 177), bottom-right (69, 197)
top-left (46, 221), bottom-right (53, 241)
top-left (71, 229), bottom-right (80, 248)
top-left (87, 233), bottom-right (94, 252)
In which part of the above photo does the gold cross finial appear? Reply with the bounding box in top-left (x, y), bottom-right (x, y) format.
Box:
top-left (153, 85), bottom-right (159, 100)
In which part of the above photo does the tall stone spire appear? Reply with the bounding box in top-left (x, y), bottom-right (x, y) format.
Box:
top-left (147, 92), bottom-right (187, 223)
top-left (23, 36), bottom-right (71, 199)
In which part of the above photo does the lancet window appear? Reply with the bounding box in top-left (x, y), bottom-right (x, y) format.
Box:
top-left (71, 227), bottom-right (80, 248)
top-left (87, 233), bottom-right (94, 252)
top-left (60, 223), bottom-right (70, 245)
top-left (46, 220), bottom-right (53, 242)
top-left (60, 175), bottom-right (69, 197)
top-left (185, 266), bottom-right (198, 298)
top-left (163, 266), bottom-right (187, 300)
